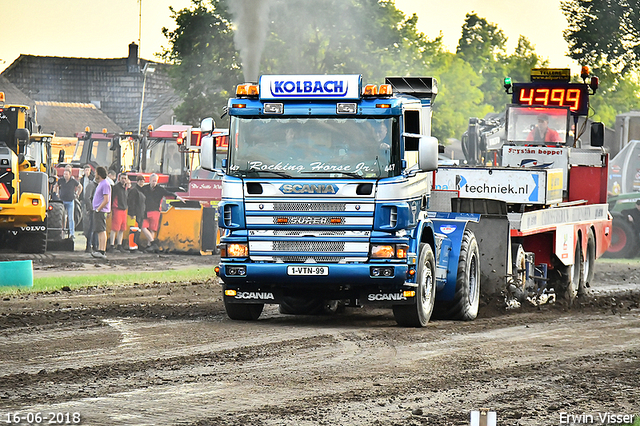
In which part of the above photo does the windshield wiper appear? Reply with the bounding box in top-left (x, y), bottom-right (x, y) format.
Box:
top-left (243, 169), bottom-right (292, 178)
top-left (302, 171), bottom-right (363, 178)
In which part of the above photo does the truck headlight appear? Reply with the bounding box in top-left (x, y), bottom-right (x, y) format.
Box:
top-left (371, 244), bottom-right (394, 258)
top-left (370, 244), bottom-right (409, 259)
top-left (220, 243), bottom-right (249, 257)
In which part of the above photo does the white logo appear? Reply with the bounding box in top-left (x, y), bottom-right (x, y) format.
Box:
top-left (235, 292), bottom-right (275, 300)
top-left (20, 225), bottom-right (46, 232)
top-left (367, 293), bottom-right (406, 301)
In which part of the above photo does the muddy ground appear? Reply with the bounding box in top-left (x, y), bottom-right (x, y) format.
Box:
top-left (0, 252), bottom-right (639, 426)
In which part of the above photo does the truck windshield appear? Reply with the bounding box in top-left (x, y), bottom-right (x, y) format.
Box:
top-left (228, 117), bottom-right (399, 178)
top-left (507, 106), bottom-right (570, 145)
top-left (145, 139), bottom-right (182, 175)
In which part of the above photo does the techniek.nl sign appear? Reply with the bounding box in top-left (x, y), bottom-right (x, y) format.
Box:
top-left (260, 75), bottom-right (362, 100)
top-left (434, 168), bottom-right (563, 205)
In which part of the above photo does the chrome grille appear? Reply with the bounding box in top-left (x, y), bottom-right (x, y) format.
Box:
top-left (274, 202), bottom-right (346, 212)
top-left (273, 241), bottom-right (345, 252)
top-left (272, 216), bottom-right (345, 225)
top-left (275, 256), bottom-right (345, 263)
top-left (272, 230), bottom-right (349, 236)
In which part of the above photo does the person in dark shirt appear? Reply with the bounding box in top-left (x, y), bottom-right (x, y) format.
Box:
top-left (621, 200), bottom-right (640, 232)
top-left (127, 175), bottom-right (147, 251)
top-left (108, 173), bottom-right (130, 252)
top-left (54, 166), bottom-right (82, 239)
top-left (141, 173), bottom-right (177, 252)
top-left (80, 165), bottom-right (96, 252)
top-left (127, 175), bottom-right (147, 227)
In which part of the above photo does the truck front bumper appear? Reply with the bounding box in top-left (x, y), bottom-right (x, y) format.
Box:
top-left (218, 261), bottom-right (417, 305)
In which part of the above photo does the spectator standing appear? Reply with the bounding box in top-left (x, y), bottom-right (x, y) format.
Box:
top-left (108, 173), bottom-right (129, 253)
top-left (91, 166), bottom-right (111, 259)
top-left (127, 175), bottom-right (147, 251)
top-left (141, 173), bottom-right (177, 252)
top-left (79, 164), bottom-right (93, 200)
top-left (54, 166), bottom-right (82, 240)
top-left (82, 173), bottom-right (98, 253)
top-left (80, 165), bottom-right (95, 252)
top-left (128, 175), bottom-right (146, 222)
top-left (107, 169), bottom-right (116, 186)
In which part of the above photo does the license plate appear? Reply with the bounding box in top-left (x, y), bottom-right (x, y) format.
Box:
top-left (287, 266), bottom-right (328, 276)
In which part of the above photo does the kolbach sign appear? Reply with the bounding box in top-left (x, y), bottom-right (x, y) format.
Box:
top-left (260, 75), bottom-right (362, 100)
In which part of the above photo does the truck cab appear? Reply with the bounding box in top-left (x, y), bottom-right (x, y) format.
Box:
top-left (205, 75), bottom-right (482, 326)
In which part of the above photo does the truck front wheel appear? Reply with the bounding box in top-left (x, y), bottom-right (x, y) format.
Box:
top-left (393, 243), bottom-right (436, 327)
top-left (224, 298), bottom-right (264, 321)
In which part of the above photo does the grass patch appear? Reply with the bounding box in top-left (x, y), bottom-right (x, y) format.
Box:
top-left (0, 266), bottom-right (217, 295)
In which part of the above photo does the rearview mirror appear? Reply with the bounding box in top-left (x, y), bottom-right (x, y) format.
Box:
top-left (419, 136), bottom-right (439, 172)
top-left (591, 122), bottom-right (605, 147)
top-left (201, 117), bottom-right (215, 134)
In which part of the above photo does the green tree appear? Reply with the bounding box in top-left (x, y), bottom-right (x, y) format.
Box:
top-left (260, 0), bottom-right (439, 82)
top-left (562, 0), bottom-right (640, 74)
top-left (456, 13), bottom-right (507, 72)
top-left (427, 51), bottom-right (493, 140)
top-left (160, 0), bottom-right (241, 126)
top-left (588, 68), bottom-right (640, 127)
top-left (162, 0), bottom-right (443, 125)
top-left (501, 36), bottom-right (548, 84)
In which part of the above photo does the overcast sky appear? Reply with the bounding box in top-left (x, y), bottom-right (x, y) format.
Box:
top-left (0, 0), bottom-right (577, 73)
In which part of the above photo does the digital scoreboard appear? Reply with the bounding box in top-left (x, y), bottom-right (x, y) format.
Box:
top-left (512, 83), bottom-right (589, 115)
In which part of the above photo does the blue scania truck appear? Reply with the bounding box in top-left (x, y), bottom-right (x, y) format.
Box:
top-left (201, 74), bottom-right (481, 327)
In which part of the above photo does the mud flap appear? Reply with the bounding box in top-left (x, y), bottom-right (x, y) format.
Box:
top-left (428, 212), bottom-right (481, 301)
top-left (200, 206), bottom-right (218, 253)
top-left (464, 217), bottom-right (510, 296)
top-left (451, 198), bottom-right (510, 296)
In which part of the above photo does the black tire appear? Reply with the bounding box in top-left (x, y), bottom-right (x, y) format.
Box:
top-left (224, 298), bottom-right (264, 321)
top-left (434, 230), bottom-right (480, 320)
top-left (47, 202), bottom-right (65, 241)
top-left (554, 238), bottom-right (583, 302)
top-left (604, 215), bottom-right (639, 258)
top-left (74, 198), bottom-right (83, 231)
top-left (393, 243), bottom-right (436, 327)
top-left (583, 230), bottom-right (596, 291)
top-left (18, 228), bottom-right (47, 254)
top-left (279, 297), bottom-right (340, 315)
top-left (510, 243), bottom-right (527, 302)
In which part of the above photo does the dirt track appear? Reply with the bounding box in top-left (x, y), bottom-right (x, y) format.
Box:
top-left (0, 254), bottom-right (639, 426)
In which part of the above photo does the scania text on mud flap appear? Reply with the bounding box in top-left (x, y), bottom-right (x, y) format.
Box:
top-left (435, 67), bottom-right (612, 307)
top-left (202, 75), bottom-right (483, 326)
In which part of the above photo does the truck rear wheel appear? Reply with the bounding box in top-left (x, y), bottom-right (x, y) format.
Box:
top-left (434, 230), bottom-right (480, 321)
top-left (604, 215), bottom-right (639, 258)
top-left (554, 239), bottom-right (583, 302)
top-left (224, 298), bottom-right (264, 321)
top-left (393, 243), bottom-right (436, 327)
top-left (583, 230), bottom-right (596, 291)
